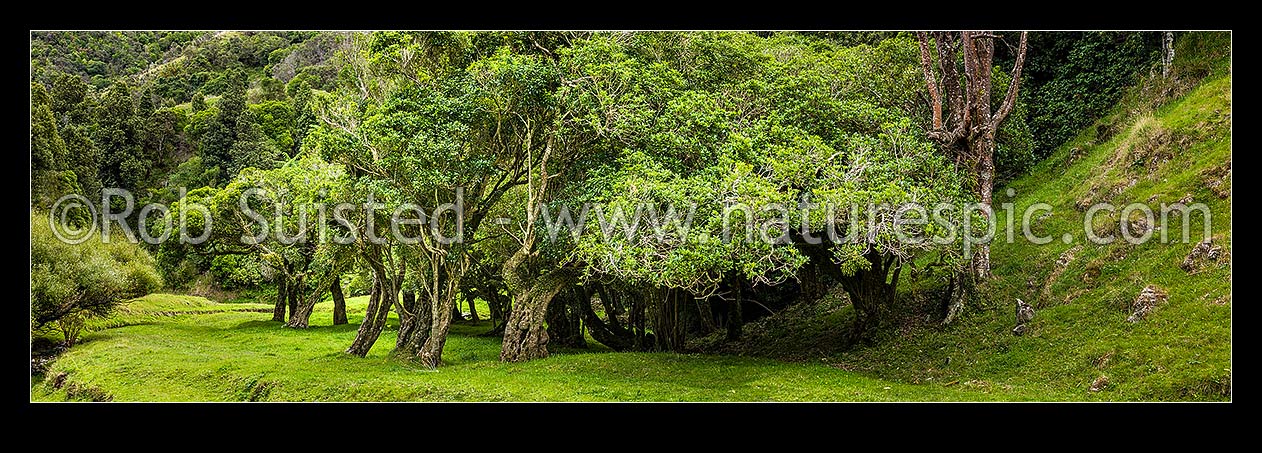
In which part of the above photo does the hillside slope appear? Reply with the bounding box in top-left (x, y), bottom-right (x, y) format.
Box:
top-left (721, 33), bottom-right (1231, 401)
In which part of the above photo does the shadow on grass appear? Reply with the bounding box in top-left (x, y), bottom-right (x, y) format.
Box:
top-left (230, 320), bottom-right (375, 333)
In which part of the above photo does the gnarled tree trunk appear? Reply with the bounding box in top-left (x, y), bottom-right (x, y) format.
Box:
top-left (466, 295), bottom-right (479, 323)
top-left (287, 274), bottom-right (300, 323)
top-left (726, 276), bottom-right (744, 341)
top-left (286, 269), bottom-right (341, 329)
top-left (346, 276), bottom-right (394, 357)
top-left (272, 275), bottom-right (288, 322)
top-left (416, 281), bottom-right (460, 367)
top-left (1162, 31), bottom-right (1175, 78)
top-left (451, 298), bottom-right (465, 323)
top-left (652, 288), bottom-right (686, 352)
top-left (394, 290), bottom-right (434, 358)
top-left (629, 290), bottom-right (650, 350)
top-left (581, 284), bottom-right (637, 351)
top-left (480, 288), bottom-right (509, 337)
top-left (835, 249), bottom-right (901, 342)
top-left (331, 276), bottom-right (347, 325)
top-left (500, 256), bottom-right (575, 362)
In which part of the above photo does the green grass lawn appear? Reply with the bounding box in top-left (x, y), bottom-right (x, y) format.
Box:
top-left (32, 294), bottom-right (1042, 401)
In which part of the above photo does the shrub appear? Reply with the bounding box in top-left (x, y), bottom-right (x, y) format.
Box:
top-left (30, 211), bottom-right (162, 345)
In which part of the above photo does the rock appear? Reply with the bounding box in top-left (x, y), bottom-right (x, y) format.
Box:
top-left (1055, 246), bottom-right (1082, 268)
top-left (1094, 352), bottom-right (1113, 370)
top-left (1016, 298), bottom-right (1035, 324)
top-left (1200, 161), bottom-right (1232, 199)
top-left (1180, 238), bottom-right (1222, 273)
top-left (1097, 123), bottom-right (1116, 141)
top-left (1127, 215), bottom-right (1154, 236)
top-left (1127, 285), bottom-right (1169, 323)
top-left (1090, 375), bottom-right (1109, 392)
top-left (1012, 324), bottom-right (1028, 336)
top-left (1074, 196), bottom-right (1095, 212)
top-left (1067, 146), bottom-right (1086, 165)
top-left (1176, 193), bottom-right (1194, 205)
top-left (1127, 306), bottom-right (1152, 323)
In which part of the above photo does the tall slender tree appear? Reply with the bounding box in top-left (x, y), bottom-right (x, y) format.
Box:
top-left (916, 31), bottom-right (1028, 283)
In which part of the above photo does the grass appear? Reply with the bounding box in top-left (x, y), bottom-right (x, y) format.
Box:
top-left (32, 295), bottom-right (1031, 401)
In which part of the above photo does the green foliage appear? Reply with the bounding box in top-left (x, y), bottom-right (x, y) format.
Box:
top-left (156, 154), bottom-right (345, 295)
top-left (92, 82), bottom-right (147, 191)
top-left (31, 83), bottom-right (70, 205)
top-left (150, 155), bottom-right (220, 206)
top-left (249, 100), bottom-right (295, 153)
top-left (565, 33), bottom-right (967, 298)
top-left (1170, 32), bottom-right (1231, 81)
top-left (31, 31), bottom-right (200, 85)
top-left (200, 79), bottom-right (280, 177)
top-left (28, 31), bottom-right (1230, 400)
top-left (31, 211), bottom-right (163, 345)
top-left (48, 71), bottom-right (89, 115)
top-left (1022, 32), bottom-right (1162, 158)
top-left (209, 255), bottom-right (266, 289)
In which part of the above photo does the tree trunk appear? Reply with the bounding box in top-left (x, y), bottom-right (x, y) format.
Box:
top-left (916, 31), bottom-right (1027, 286)
top-left (940, 272), bottom-right (969, 325)
top-left (726, 278), bottom-right (744, 342)
top-left (798, 259), bottom-right (827, 303)
top-left (466, 295), bottom-right (479, 323)
top-left (417, 290), bottom-right (457, 367)
top-left (287, 275), bottom-right (300, 321)
top-left (972, 140), bottom-right (995, 279)
top-left (331, 276), bottom-right (347, 325)
top-left (480, 290), bottom-right (508, 337)
top-left (695, 296), bottom-right (716, 336)
top-left (285, 294), bottom-right (316, 328)
top-left (486, 290), bottom-right (504, 325)
top-left (629, 291), bottom-right (649, 350)
top-left (500, 267), bottom-right (575, 362)
top-left (272, 276), bottom-right (288, 322)
top-left (580, 285), bottom-right (636, 351)
top-left (286, 270), bottom-right (340, 329)
top-left (450, 298), bottom-right (465, 323)
top-left (346, 276), bottom-right (393, 357)
top-left (652, 288), bottom-right (686, 352)
top-left (395, 290), bottom-right (420, 352)
top-left (394, 290), bottom-right (435, 358)
top-left (1162, 31), bottom-right (1175, 78)
top-left (836, 250), bottom-right (900, 342)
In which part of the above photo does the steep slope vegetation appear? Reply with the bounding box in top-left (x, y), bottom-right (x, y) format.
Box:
top-left (721, 32), bottom-right (1231, 400)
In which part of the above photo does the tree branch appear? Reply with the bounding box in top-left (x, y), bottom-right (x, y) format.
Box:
top-left (991, 31), bottom-right (1028, 127)
top-left (916, 32), bottom-right (943, 132)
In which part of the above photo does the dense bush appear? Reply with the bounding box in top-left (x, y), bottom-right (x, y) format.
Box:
top-left (1020, 32), bottom-right (1162, 157)
top-left (31, 212), bottom-right (163, 345)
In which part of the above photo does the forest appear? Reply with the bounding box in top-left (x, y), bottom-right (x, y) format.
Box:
top-left (30, 31), bottom-right (1231, 401)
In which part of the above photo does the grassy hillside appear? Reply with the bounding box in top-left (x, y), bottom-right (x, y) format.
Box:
top-left (718, 34), bottom-right (1231, 401)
